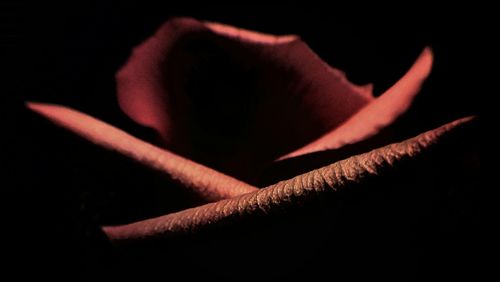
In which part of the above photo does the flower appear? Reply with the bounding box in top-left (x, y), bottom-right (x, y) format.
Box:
top-left (26, 18), bottom-right (477, 280)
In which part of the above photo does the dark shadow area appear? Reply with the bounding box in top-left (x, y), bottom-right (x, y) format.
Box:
top-left (3, 1), bottom-right (485, 281)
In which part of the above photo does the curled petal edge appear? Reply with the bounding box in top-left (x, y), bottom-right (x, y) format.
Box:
top-left (282, 47), bottom-right (434, 159)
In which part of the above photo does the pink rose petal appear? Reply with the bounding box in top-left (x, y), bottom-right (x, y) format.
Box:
top-left (27, 102), bottom-right (257, 201)
top-left (116, 17), bottom-right (373, 180)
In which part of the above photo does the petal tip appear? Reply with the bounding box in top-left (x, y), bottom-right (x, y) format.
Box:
top-left (417, 46), bottom-right (434, 79)
top-left (26, 101), bottom-right (57, 116)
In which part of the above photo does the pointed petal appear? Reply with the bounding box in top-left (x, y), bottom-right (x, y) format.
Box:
top-left (103, 116), bottom-right (474, 243)
top-left (282, 47), bottom-right (434, 159)
top-left (26, 102), bottom-right (257, 201)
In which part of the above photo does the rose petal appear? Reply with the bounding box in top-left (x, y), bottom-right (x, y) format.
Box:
top-left (116, 17), bottom-right (373, 180)
top-left (282, 47), bottom-right (434, 159)
top-left (102, 116), bottom-right (475, 243)
top-left (26, 102), bottom-right (257, 201)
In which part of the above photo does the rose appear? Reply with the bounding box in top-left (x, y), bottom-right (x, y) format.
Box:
top-left (27, 18), bottom-right (478, 280)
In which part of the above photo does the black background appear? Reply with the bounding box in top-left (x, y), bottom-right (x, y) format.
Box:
top-left (2, 1), bottom-right (485, 280)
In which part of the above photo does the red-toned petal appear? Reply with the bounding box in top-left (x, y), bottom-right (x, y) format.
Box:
top-left (26, 102), bottom-right (257, 201)
top-left (115, 17), bottom-right (373, 180)
top-left (102, 116), bottom-right (475, 243)
top-left (204, 21), bottom-right (298, 44)
top-left (282, 47), bottom-right (433, 159)
top-left (115, 18), bottom-right (203, 144)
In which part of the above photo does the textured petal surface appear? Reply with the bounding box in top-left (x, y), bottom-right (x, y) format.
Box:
top-left (26, 102), bottom-right (257, 201)
top-left (103, 116), bottom-right (474, 242)
top-left (116, 17), bottom-right (373, 180)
